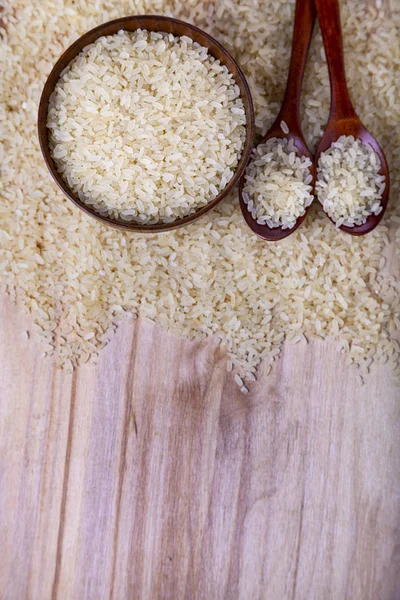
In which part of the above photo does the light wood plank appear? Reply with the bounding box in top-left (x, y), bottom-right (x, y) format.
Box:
top-left (0, 295), bottom-right (399, 599)
top-left (0, 300), bottom-right (73, 599)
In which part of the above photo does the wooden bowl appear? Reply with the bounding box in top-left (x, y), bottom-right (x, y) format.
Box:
top-left (38, 15), bottom-right (255, 233)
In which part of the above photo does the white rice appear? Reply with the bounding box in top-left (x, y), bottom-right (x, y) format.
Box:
top-left (0, 0), bottom-right (399, 388)
top-left (47, 29), bottom-right (246, 224)
top-left (316, 135), bottom-right (385, 227)
top-left (243, 137), bottom-right (313, 229)
top-left (280, 120), bottom-right (289, 134)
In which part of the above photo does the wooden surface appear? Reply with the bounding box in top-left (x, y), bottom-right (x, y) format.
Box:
top-left (0, 294), bottom-right (399, 600)
top-left (1, 0), bottom-right (399, 595)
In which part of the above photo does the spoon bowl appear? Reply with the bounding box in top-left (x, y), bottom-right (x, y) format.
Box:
top-left (239, 125), bottom-right (315, 241)
top-left (239, 0), bottom-right (316, 241)
top-left (314, 0), bottom-right (390, 236)
top-left (315, 118), bottom-right (390, 236)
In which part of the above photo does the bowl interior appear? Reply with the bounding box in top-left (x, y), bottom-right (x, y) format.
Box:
top-left (38, 15), bottom-right (255, 232)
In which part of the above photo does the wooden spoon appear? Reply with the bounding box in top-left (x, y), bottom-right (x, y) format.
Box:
top-left (239, 0), bottom-right (316, 241)
top-left (314, 0), bottom-right (390, 235)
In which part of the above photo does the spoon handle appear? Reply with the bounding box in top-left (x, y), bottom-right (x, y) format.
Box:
top-left (314, 0), bottom-right (356, 120)
top-left (279, 0), bottom-right (316, 131)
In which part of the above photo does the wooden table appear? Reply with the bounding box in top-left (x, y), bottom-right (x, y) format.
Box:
top-left (1, 0), bottom-right (399, 594)
top-left (1, 293), bottom-right (399, 599)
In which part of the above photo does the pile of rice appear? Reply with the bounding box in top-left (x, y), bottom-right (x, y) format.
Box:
top-left (243, 137), bottom-right (313, 229)
top-left (47, 29), bottom-right (246, 224)
top-left (316, 135), bottom-right (385, 227)
top-left (0, 0), bottom-right (399, 387)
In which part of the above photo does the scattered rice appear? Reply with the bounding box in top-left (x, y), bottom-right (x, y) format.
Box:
top-left (47, 29), bottom-right (246, 224)
top-left (243, 137), bottom-right (313, 229)
top-left (316, 135), bottom-right (385, 227)
top-left (0, 0), bottom-right (399, 388)
top-left (234, 374), bottom-right (244, 387)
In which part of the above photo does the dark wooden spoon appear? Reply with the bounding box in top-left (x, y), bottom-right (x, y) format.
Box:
top-left (314, 0), bottom-right (390, 236)
top-left (239, 0), bottom-right (316, 241)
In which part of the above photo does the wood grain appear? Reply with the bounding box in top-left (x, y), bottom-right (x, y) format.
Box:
top-left (0, 294), bottom-right (399, 600)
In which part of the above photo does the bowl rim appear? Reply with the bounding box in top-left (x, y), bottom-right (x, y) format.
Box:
top-left (37, 14), bottom-right (255, 232)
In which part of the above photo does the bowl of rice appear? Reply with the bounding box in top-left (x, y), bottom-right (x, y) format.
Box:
top-left (38, 15), bottom-right (254, 232)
